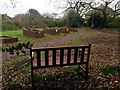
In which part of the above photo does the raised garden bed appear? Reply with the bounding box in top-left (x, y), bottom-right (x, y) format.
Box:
top-left (69, 28), bottom-right (77, 32)
top-left (0, 36), bottom-right (18, 44)
top-left (57, 27), bottom-right (69, 33)
top-left (43, 28), bottom-right (60, 35)
top-left (23, 28), bottom-right (44, 38)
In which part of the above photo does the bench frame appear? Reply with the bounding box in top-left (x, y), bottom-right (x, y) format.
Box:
top-left (30, 44), bottom-right (91, 88)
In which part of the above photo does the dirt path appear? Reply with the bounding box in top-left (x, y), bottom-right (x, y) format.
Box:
top-left (33, 29), bottom-right (92, 48)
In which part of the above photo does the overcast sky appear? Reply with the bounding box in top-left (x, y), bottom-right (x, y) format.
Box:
top-left (0, 0), bottom-right (64, 17)
top-left (0, 0), bottom-right (119, 18)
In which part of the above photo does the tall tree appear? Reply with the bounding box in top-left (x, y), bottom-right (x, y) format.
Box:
top-left (64, 9), bottom-right (84, 28)
top-left (89, 0), bottom-right (119, 26)
top-left (114, 0), bottom-right (120, 17)
top-left (50, 0), bottom-right (91, 17)
top-left (62, 0), bottom-right (91, 17)
top-left (26, 9), bottom-right (42, 28)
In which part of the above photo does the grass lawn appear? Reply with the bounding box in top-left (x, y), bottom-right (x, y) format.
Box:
top-left (0, 29), bottom-right (79, 44)
top-left (1, 29), bottom-right (38, 42)
top-left (2, 28), bottom-right (120, 89)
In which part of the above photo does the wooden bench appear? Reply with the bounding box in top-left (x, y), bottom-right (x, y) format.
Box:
top-left (30, 44), bottom-right (91, 88)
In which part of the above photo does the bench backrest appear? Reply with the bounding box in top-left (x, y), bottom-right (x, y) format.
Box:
top-left (30, 44), bottom-right (91, 69)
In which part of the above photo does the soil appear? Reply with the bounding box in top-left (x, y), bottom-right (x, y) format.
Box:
top-left (2, 28), bottom-right (120, 90)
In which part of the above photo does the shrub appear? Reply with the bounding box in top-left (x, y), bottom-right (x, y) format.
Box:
top-left (54, 19), bottom-right (65, 27)
top-left (43, 72), bottom-right (53, 79)
top-left (63, 69), bottom-right (71, 74)
top-left (114, 17), bottom-right (120, 29)
top-left (100, 66), bottom-right (120, 75)
top-left (105, 22), bottom-right (117, 28)
top-left (2, 41), bottom-right (32, 55)
top-left (105, 16), bottom-right (119, 28)
top-left (2, 22), bottom-right (18, 30)
top-left (87, 12), bottom-right (104, 28)
top-left (65, 10), bottom-right (84, 28)
top-left (72, 65), bottom-right (80, 72)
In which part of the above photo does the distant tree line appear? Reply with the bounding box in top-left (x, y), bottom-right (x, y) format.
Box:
top-left (1, 0), bottom-right (120, 30)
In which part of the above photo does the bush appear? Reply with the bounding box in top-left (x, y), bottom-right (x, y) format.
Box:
top-left (105, 22), bottom-right (117, 28)
top-left (2, 41), bottom-right (32, 55)
top-left (114, 17), bottom-right (120, 29)
top-left (87, 12), bottom-right (104, 28)
top-left (105, 16), bottom-right (119, 28)
top-left (100, 66), bottom-right (120, 75)
top-left (72, 65), bottom-right (80, 72)
top-left (54, 19), bottom-right (65, 27)
top-left (65, 10), bottom-right (84, 28)
top-left (2, 22), bottom-right (18, 30)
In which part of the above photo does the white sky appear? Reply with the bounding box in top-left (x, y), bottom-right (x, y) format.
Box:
top-left (0, 0), bottom-right (64, 17)
top-left (0, 0), bottom-right (119, 18)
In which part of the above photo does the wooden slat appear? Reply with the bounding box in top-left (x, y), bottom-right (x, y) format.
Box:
top-left (31, 45), bottom-right (90, 51)
top-left (67, 49), bottom-right (71, 64)
top-left (74, 48), bottom-right (78, 64)
top-left (53, 50), bottom-right (56, 65)
top-left (60, 49), bottom-right (64, 65)
top-left (45, 50), bottom-right (49, 66)
top-left (37, 51), bottom-right (41, 67)
top-left (80, 48), bottom-right (85, 63)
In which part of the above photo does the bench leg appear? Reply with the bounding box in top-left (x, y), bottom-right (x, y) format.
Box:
top-left (31, 69), bottom-right (34, 90)
top-left (86, 63), bottom-right (89, 78)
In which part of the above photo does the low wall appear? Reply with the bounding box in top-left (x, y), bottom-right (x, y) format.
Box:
top-left (43, 28), bottom-right (60, 35)
top-left (57, 28), bottom-right (69, 33)
top-left (69, 28), bottom-right (77, 32)
top-left (1, 36), bottom-right (18, 44)
top-left (23, 29), bottom-right (44, 38)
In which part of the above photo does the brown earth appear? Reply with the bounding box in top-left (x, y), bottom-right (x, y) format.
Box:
top-left (2, 28), bottom-right (120, 90)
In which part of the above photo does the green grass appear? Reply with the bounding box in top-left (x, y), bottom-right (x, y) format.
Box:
top-left (63, 69), bottom-right (72, 74)
top-left (64, 31), bottom-right (99, 45)
top-left (0, 29), bottom-right (78, 42)
top-left (43, 72), bottom-right (53, 79)
top-left (100, 66), bottom-right (120, 75)
top-left (72, 65), bottom-right (80, 72)
top-left (0, 29), bottom-right (73, 43)
top-left (1, 30), bottom-right (43, 42)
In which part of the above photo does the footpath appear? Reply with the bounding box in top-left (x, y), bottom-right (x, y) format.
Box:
top-left (33, 30), bottom-right (91, 48)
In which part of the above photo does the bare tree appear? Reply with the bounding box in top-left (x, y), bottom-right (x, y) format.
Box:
top-left (89, 0), bottom-right (117, 26)
top-left (114, 0), bottom-right (120, 17)
top-left (63, 0), bottom-right (91, 17)
top-left (1, 0), bottom-right (18, 8)
top-left (49, 0), bottom-right (91, 17)
top-left (10, 0), bottom-right (17, 8)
